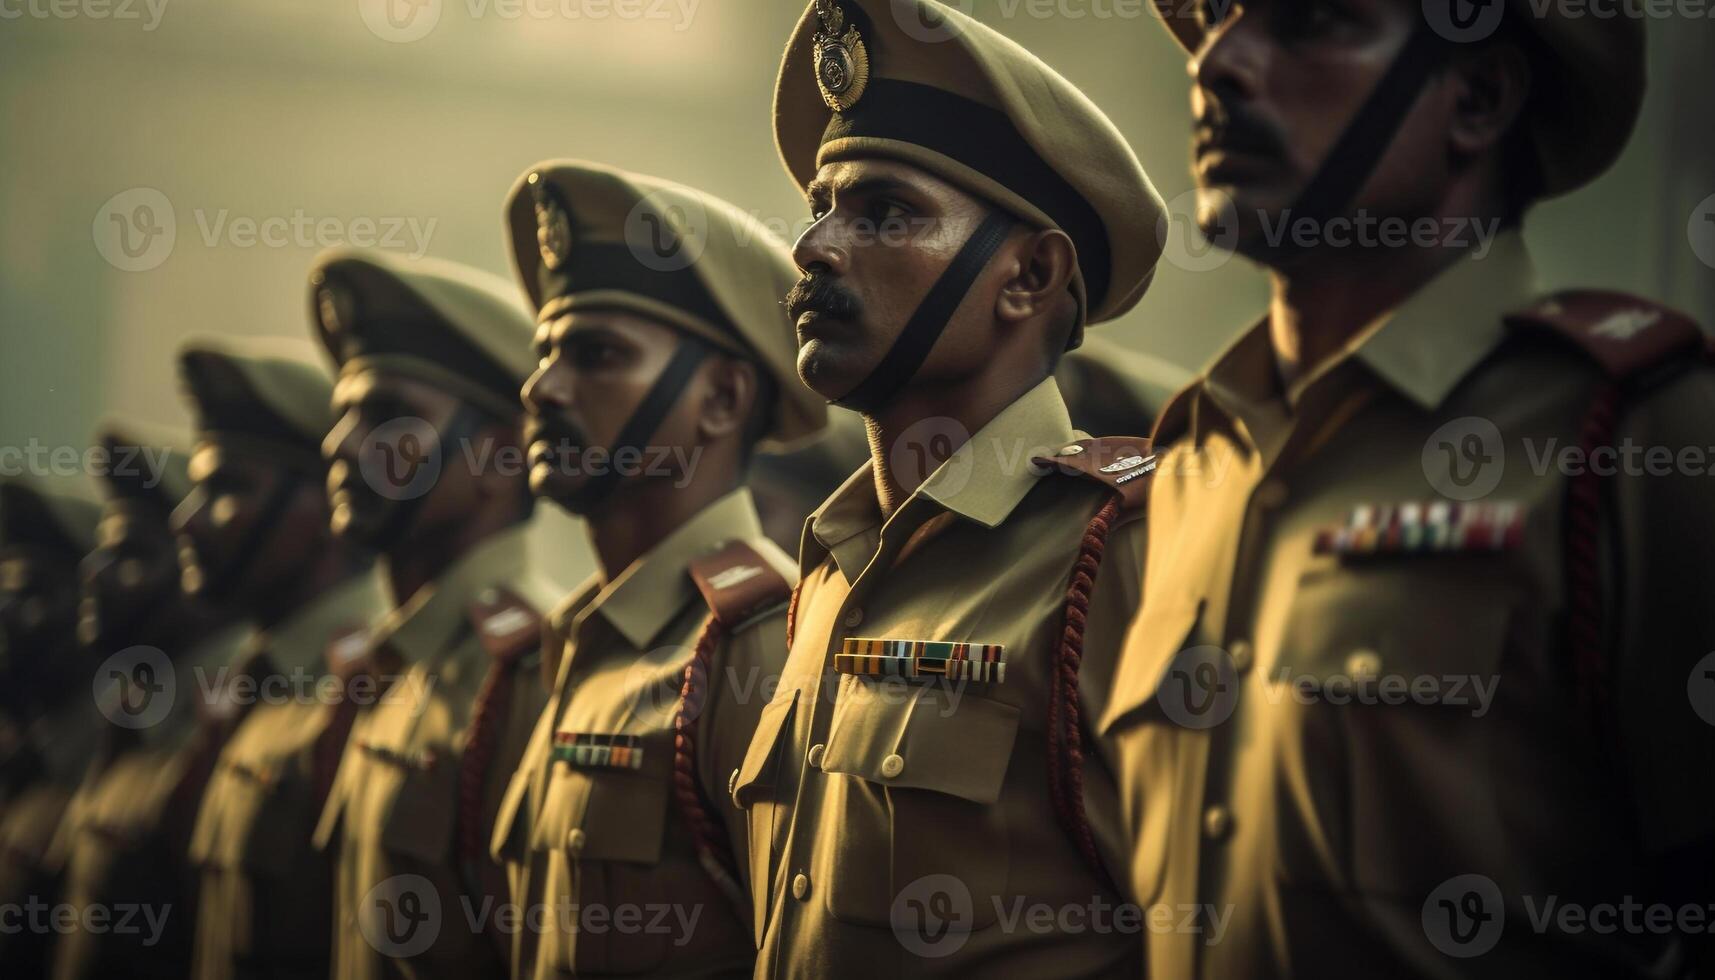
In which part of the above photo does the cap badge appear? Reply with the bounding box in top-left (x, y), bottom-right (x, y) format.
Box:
top-left (317, 281), bottom-right (354, 338)
top-left (812, 0), bottom-right (869, 113)
top-left (529, 172), bottom-right (573, 272)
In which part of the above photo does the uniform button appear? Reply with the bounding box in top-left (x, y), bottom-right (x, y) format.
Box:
top-left (807, 743), bottom-right (825, 769)
top-left (566, 827), bottom-right (586, 852)
top-left (879, 753), bottom-right (904, 778)
top-left (843, 607), bottom-right (864, 628)
top-left (792, 872), bottom-right (809, 900)
top-left (1346, 649), bottom-right (1382, 680)
top-left (1229, 639), bottom-right (1254, 673)
top-left (1203, 805), bottom-right (1233, 841)
top-left (1058, 444), bottom-right (1085, 456)
top-left (1255, 480), bottom-right (1289, 510)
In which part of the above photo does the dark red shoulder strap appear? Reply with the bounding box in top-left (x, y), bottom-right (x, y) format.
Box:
top-left (1504, 290), bottom-right (1703, 383)
top-left (687, 541), bottom-right (792, 628)
top-left (1032, 436), bottom-right (1158, 511)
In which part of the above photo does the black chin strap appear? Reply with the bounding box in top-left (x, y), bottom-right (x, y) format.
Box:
top-left (373, 405), bottom-right (489, 550)
top-left (833, 210), bottom-right (1016, 414)
top-left (565, 337), bottom-right (710, 513)
top-left (1271, 22), bottom-right (1450, 255)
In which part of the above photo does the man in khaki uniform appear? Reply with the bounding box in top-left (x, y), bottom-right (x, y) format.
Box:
top-left (55, 423), bottom-right (249, 980)
top-left (0, 477), bottom-right (101, 978)
top-left (307, 249), bottom-right (562, 980)
top-left (741, 2), bottom-right (1167, 975)
top-left (489, 161), bottom-right (828, 978)
top-left (1104, 3), bottom-right (1714, 976)
top-left (168, 338), bottom-right (383, 980)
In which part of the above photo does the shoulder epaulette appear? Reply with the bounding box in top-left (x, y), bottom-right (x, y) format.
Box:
top-left (687, 541), bottom-right (792, 629)
top-left (466, 587), bottom-right (543, 663)
top-left (1504, 290), bottom-right (1704, 384)
top-left (1031, 436), bottom-right (1157, 510)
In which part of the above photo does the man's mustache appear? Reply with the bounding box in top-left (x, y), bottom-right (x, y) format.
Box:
top-left (1193, 101), bottom-right (1287, 161)
top-left (785, 272), bottom-right (862, 323)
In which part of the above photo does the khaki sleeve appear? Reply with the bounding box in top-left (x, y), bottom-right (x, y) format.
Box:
top-left (701, 609), bottom-right (791, 896)
top-left (1610, 366), bottom-right (1715, 857)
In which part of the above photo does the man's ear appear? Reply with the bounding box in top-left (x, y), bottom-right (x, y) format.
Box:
top-left (1447, 40), bottom-right (1532, 159)
top-left (697, 356), bottom-right (755, 443)
top-left (995, 228), bottom-right (1077, 326)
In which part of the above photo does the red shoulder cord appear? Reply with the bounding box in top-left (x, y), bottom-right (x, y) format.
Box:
top-left (459, 647), bottom-right (526, 873)
top-left (1048, 492), bottom-right (1122, 882)
top-left (673, 614), bottom-right (743, 903)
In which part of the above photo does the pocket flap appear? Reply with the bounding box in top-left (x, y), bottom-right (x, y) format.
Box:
top-left (377, 758), bottom-right (458, 864)
top-left (820, 681), bottom-right (1018, 805)
top-left (731, 692), bottom-right (798, 810)
top-left (530, 731), bottom-right (672, 865)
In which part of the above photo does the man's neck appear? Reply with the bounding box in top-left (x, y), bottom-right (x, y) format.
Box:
top-left (865, 369), bottom-right (1042, 518)
top-left (585, 474), bottom-right (740, 583)
top-left (1266, 202), bottom-right (1502, 385)
top-left (384, 507), bottom-right (520, 608)
top-left (250, 547), bottom-right (363, 630)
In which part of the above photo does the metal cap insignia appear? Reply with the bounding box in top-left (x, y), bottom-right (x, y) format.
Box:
top-left (812, 0), bottom-right (869, 113)
top-left (317, 280), bottom-right (355, 338)
top-left (529, 172), bottom-right (573, 272)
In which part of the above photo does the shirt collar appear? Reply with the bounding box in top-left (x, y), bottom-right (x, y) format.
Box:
top-left (253, 571), bottom-right (383, 676)
top-left (1178, 232), bottom-right (1539, 446)
top-left (374, 523), bottom-right (531, 664)
top-left (581, 487), bottom-right (769, 650)
top-left (802, 377), bottom-right (1079, 571)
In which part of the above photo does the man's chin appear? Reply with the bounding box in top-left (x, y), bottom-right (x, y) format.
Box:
top-left (530, 469), bottom-right (594, 516)
top-left (796, 340), bottom-right (867, 404)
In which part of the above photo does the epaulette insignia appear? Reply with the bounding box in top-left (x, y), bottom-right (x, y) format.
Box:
top-left (551, 732), bottom-right (644, 771)
top-left (688, 541), bottom-right (792, 628)
top-left (1032, 436), bottom-right (1158, 510)
top-left (834, 637), bottom-right (1006, 683)
top-left (1505, 290), bottom-right (1703, 382)
top-left (468, 587), bottom-right (542, 663)
top-left (1314, 500), bottom-right (1526, 558)
top-left (323, 627), bottom-right (370, 680)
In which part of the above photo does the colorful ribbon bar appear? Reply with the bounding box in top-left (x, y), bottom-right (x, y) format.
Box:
top-left (1314, 500), bottom-right (1526, 558)
top-left (551, 732), bottom-right (644, 770)
top-left (833, 637), bottom-right (1006, 683)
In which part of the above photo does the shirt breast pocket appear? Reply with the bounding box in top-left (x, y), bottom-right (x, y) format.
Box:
top-left (1271, 563), bottom-right (1517, 899)
top-left (530, 730), bottom-right (672, 976)
top-left (816, 678), bottom-right (1019, 930)
top-left (190, 759), bottom-right (311, 878)
top-left (375, 754), bottom-right (458, 866)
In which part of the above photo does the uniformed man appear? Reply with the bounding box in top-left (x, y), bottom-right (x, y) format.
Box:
top-left (55, 422), bottom-right (249, 980)
top-left (741, 2), bottom-right (1167, 975)
top-left (489, 161), bottom-right (828, 979)
top-left (307, 249), bottom-right (562, 980)
top-left (1103, 2), bottom-right (1714, 976)
top-left (167, 338), bottom-right (383, 980)
top-left (0, 477), bottom-right (101, 977)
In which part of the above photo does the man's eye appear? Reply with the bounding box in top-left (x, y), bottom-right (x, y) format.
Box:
top-left (866, 199), bottom-right (909, 224)
top-left (571, 343), bottom-right (621, 370)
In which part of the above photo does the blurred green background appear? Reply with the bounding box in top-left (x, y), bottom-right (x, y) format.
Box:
top-left (1, 0), bottom-right (1711, 585)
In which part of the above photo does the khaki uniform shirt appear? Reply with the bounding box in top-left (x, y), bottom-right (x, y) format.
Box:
top-left (744, 378), bottom-right (1146, 978)
top-left (1101, 233), bottom-right (1715, 978)
top-left (52, 622), bottom-right (250, 980)
top-left (315, 525), bottom-right (559, 980)
top-left (0, 696), bottom-right (108, 977)
top-left (493, 488), bottom-right (794, 979)
top-left (189, 572), bottom-right (384, 980)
